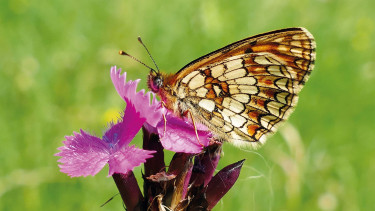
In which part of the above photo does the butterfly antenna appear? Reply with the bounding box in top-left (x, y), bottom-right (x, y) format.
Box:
top-left (137, 36), bottom-right (160, 72)
top-left (118, 50), bottom-right (157, 74)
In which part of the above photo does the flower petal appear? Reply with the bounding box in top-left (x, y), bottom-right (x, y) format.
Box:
top-left (103, 98), bottom-right (148, 148)
top-left (157, 114), bottom-right (212, 153)
top-left (107, 145), bottom-right (155, 176)
top-left (110, 66), bottom-right (163, 127)
top-left (118, 103), bottom-right (146, 147)
top-left (190, 144), bottom-right (222, 187)
top-left (102, 121), bottom-right (122, 148)
top-left (206, 159), bottom-right (245, 209)
top-left (55, 130), bottom-right (110, 177)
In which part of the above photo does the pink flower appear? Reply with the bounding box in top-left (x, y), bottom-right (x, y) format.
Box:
top-left (55, 67), bottom-right (163, 177)
top-left (110, 66), bottom-right (162, 128)
top-left (156, 114), bottom-right (212, 153)
top-left (111, 67), bottom-right (212, 154)
top-left (56, 121), bottom-right (154, 177)
top-left (56, 66), bottom-right (213, 177)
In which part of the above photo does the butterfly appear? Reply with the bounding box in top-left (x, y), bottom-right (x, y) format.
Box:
top-left (147, 27), bottom-right (316, 149)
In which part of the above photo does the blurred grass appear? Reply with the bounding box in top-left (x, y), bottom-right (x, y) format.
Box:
top-left (1, 0), bottom-right (375, 210)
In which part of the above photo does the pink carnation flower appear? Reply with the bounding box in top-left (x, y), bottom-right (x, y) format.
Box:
top-left (56, 121), bottom-right (155, 177)
top-left (56, 66), bottom-right (213, 177)
top-left (55, 67), bottom-right (164, 177)
top-left (111, 67), bottom-right (212, 154)
top-left (56, 66), bottom-right (244, 210)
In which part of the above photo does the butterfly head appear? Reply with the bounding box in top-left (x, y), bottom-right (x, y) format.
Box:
top-left (148, 70), bottom-right (163, 93)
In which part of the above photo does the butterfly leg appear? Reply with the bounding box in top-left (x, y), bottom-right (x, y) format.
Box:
top-left (161, 101), bottom-right (167, 137)
top-left (187, 109), bottom-right (204, 147)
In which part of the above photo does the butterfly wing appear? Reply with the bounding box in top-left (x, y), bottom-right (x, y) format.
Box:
top-left (173, 27), bottom-right (316, 148)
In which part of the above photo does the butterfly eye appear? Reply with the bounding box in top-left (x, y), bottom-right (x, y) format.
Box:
top-left (155, 77), bottom-right (163, 88)
top-left (149, 75), bottom-right (163, 93)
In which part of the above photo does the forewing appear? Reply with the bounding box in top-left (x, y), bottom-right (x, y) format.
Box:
top-left (174, 28), bottom-right (316, 148)
top-left (175, 27), bottom-right (315, 82)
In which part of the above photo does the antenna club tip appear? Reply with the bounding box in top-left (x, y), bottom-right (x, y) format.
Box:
top-left (137, 36), bottom-right (143, 43)
top-left (119, 50), bottom-right (128, 55)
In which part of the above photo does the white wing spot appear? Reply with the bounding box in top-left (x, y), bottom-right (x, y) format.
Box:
top-left (213, 85), bottom-right (221, 96)
top-left (292, 34), bottom-right (304, 40)
top-left (222, 68), bottom-right (247, 80)
top-left (266, 101), bottom-right (284, 116)
top-left (291, 47), bottom-right (304, 58)
top-left (232, 94), bottom-right (250, 103)
top-left (238, 85), bottom-right (258, 94)
top-left (221, 108), bottom-right (234, 122)
top-left (234, 76), bottom-right (256, 85)
top-left (291, 40), bottom-right (302, 46)
top-left (189, 74), bottom-right (205, 89)
top-left (182, 71), bottom-right (199, 84)
top-left (277, 45), bottom-right (289, 52)
top-left (230, 114), bottom-right (247, 127)
top-left (229, 85), bottom-right (240, 94)
top-left (254, 55), bottom-right (273, 65)
top-left (267, 66), bottom-right (284, 77)
top-left (260, 115), bottom-right (278, 130)
top-left (286, 66), bottom-right (298, 78)
top-left (275, 92), bottom-right (288, 104)
top-left (228, 99), bottom-right (245, 114)
top-left (211, 64), bottom-right (225, 78)
top-left (222, 97), bottom-right (231, 108)
top-left (275, 78), bottom-right (289, 91)
top-left (198, 99), bottom-right (215, 112)
top-left (196, 87), bottom-right (208, 98)
top-left (225, 59), bottom-right (243, 70)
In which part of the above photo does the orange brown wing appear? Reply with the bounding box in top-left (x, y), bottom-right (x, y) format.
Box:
top-left (172, 27), bottom-right (316, 148)
top-left (175, 27), bottom-right (315, 82)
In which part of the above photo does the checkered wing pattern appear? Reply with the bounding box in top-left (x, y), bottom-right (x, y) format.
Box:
top-left (172, 28), bottom-right (316, 148)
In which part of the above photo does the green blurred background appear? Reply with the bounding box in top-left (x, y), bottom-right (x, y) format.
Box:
top-left (1, 0), bottom-right (375, 210)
